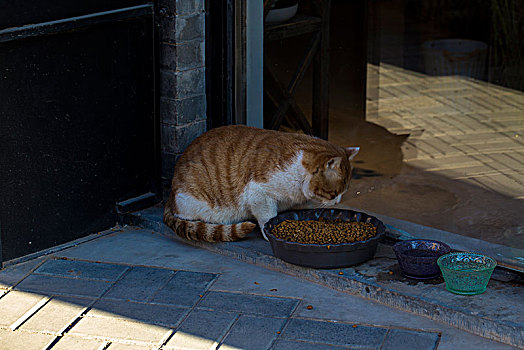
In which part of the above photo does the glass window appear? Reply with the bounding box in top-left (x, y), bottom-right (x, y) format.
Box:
top-left (264, 0), bottom-right (523, 267)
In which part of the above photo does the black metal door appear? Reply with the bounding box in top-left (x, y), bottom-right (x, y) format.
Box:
top-left (0, 0), bottom-right (158, 264)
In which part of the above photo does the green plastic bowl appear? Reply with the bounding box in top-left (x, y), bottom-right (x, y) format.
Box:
top-left (437, 252), bottom-right (497, 295)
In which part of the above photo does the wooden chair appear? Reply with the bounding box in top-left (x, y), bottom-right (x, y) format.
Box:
top-left (263, 0), bottom-right (330, 140)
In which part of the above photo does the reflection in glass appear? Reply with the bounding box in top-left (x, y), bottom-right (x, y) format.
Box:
top-left (264, 0), bottom-right (524, 251)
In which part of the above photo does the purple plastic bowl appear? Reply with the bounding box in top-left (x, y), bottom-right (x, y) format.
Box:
top-left (393, 239), bottom-right (451, 279)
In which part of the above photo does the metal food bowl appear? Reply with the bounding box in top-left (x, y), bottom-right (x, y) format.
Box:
top-left (263, 209), bottom-right (385, 269)
top-left (437, 252), bottom-right (497, 295)
top-left (393, 239), bottom-right (451, 280)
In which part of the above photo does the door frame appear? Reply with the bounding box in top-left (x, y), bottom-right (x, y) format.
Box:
top-left (206, 0), bottom-right (263, 129)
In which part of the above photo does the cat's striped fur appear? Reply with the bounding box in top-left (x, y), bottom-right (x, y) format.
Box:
top-left (163, 125), bottom-right (359, 242)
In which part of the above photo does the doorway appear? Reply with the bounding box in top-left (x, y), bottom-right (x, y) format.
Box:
top-left (262, 0), bottom-right (524, 255)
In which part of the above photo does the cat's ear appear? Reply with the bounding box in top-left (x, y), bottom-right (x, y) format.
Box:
top-left (345, 147), bottom-right (360, 161)
top-left (326, 157), bottom-right (342, 169)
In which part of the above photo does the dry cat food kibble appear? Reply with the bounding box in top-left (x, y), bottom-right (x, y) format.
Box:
top-left (272, 218), bottom-right (377, 244)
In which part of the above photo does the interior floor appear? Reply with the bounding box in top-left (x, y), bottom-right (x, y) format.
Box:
top-left (336, 64), bottom-right (524, 250)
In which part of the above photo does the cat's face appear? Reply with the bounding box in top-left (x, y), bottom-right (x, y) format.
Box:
top-left (304, 147), bottom-right (359, 205)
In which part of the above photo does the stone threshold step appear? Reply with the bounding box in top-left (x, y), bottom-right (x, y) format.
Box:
top-left (123, 207), bottom-right (524, 349)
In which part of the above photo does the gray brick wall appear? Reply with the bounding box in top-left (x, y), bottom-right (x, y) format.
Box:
top-left (157, 0), bottom-right (207, 191)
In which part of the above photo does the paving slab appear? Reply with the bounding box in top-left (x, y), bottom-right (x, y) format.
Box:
top-left (104, 266), bottom-right (174, 302)
top-left (19, 296), bottom-right (93, 334)
top-left (15, 274), bottom-right (112, 297)
top-left (152, 270), bottom-right (218, 307)
top-left (219, 315), bottom-right (286, 350)
top-left (382, 329), bottom-right (440, 350)
top-left (88, 298), bottom-right (188, 328)
top-left (34, 259), bottom-right (128, 282)
top-left (69, 316), bottom-right (172, 344)
top-left (0, 329), bottom-right (55, 350)
top-left (165, 309), bottom-right (238, 350)
top-left (49, 335), bottom-right (106, 350)
top-left (0, 291), bottom-right (47, 327)
top-left (198, 291), bottom-right (299, 318)
top-left (106, 343), bottom-right (152, 350)
top-left (272, 340), bottom-right (349, 349)
top-left (281, 318), bottom-right (387, 349)
top-left (0, 258), bottom-right (43, 290)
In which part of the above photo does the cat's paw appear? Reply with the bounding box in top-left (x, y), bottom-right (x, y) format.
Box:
top-left (260, 230), bottom-right (270, 241)
top-left (256, 220), bottom-right (271, 241)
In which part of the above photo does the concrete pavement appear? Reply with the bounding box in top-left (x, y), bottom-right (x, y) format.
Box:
top-left (0, 225), bottom-right (520, 349)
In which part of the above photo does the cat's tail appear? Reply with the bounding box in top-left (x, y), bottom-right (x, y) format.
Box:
top-left (163, 208), bottom-right (256, 242)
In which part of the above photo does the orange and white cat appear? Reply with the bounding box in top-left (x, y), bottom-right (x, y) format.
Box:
top-left (163, 125), bottom-right (359, 242)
